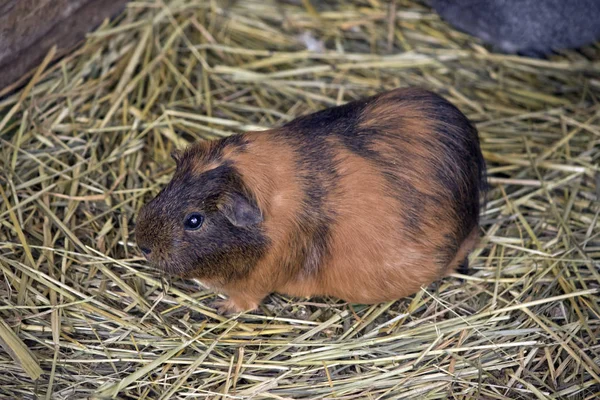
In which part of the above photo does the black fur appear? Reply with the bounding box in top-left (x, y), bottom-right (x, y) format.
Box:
top-left (277, 97), bottom-right (389, 276)
top-left (276, 118), bottom-right (341, 276)
top-left (136, 162), bottom-right (269, 281)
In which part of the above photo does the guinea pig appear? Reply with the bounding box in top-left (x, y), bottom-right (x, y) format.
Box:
top-left (428, 0), bottom-right (600, 57)
top-left (135, 87), bottom-right (486, 314)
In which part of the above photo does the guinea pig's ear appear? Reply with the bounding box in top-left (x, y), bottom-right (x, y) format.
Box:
top-left (171, 149), bottom-right (183, 167)
top-left (217, 192), bottom-right (263, 228)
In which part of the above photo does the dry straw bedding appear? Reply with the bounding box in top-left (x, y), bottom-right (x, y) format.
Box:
top-left (0, 0), bottom-right (599, 399)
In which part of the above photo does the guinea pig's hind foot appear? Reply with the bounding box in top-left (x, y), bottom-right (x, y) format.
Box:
top-left (211, 297), bottom-right (260, 315)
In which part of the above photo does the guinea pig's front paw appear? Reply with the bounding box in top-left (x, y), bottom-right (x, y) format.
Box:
top-left (212, 298), bottom-right (258, 315)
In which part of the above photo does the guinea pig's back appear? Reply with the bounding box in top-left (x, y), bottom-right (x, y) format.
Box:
top-left (279, 88), bottom-right (485, 303)
top-left (360, 87), bottom-right (485, 241)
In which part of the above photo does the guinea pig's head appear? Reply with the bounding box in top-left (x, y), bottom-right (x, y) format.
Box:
top-left (135, 144), bottom-right (268, 281)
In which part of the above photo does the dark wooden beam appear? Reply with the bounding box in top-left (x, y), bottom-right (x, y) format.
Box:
top-left (0, 0), bottom-right (130, 92)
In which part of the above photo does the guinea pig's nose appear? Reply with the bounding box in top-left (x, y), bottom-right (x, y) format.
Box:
top-left (140, 247), bottom-right (152, 256)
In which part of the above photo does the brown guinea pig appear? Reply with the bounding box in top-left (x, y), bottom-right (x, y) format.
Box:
top-left (135, 87), bottom-right (486, 314)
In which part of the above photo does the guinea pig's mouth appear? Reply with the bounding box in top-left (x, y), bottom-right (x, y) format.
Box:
top-left (145, 256), bottom-right (190, 278)
top-left (134, 237), bottom-right (195, 277)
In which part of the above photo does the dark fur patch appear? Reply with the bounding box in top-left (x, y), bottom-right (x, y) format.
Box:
top-left (276, 103), bottom-right (374, 275)
top-left (284, 98), bottom-right (375, 159)
top-left (279, 131), bottom-right (336, 275)
top-left (135, 160), bottom-right (269, 282)
top-left (372, 89), bottom-right (486, 257)
top-left (429, 98), bottom-right (486, 241)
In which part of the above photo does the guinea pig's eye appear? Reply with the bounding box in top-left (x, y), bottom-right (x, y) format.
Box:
top-left (183, 213), bottom-right (204, 231)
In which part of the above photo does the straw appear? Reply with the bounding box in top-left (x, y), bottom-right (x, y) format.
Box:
top-left (0, 0), bottom-right (599, 398)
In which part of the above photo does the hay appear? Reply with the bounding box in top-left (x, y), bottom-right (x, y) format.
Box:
top-left (0, 0), bottom-right (599, 398)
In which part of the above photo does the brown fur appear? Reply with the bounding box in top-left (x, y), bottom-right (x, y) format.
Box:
top-left (135, 87), bottom-right (487, 314)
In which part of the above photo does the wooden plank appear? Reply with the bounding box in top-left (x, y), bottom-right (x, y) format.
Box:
top-left (0, 0), bottom-right (130, 92)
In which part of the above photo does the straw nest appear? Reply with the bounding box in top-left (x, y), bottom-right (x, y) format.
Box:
top-left (1, 0), bottom-right (599, 399)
